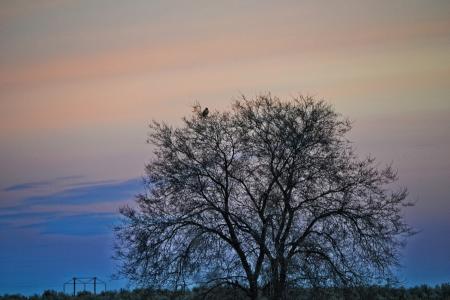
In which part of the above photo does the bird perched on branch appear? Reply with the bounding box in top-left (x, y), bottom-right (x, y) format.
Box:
top-left (192, 102), bottom-right (209, 118)
top-left (201, 107), bottom-right (209, 118)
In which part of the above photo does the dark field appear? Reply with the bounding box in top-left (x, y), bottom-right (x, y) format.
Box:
top-left (1, 284), bottom-right (450, 300)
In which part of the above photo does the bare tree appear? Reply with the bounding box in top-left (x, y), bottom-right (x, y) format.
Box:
top-left (115, 94), bottom-right (412, 300)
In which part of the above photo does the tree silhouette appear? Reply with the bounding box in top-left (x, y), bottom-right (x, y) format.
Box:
top-left (115, 94), bottom-right (413, 300)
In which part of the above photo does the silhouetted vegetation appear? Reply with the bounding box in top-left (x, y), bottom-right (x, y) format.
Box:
top-left (115, 94), bottom-right (413, 300)
top-left (2, 284), bottom-right (450, 300)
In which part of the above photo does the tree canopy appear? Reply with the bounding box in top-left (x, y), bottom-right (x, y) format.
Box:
top-left (115, 94), bottom-right (412, 300)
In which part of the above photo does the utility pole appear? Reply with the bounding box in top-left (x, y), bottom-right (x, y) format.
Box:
top-left (93, 277), bottom-right (97, 295)
top-left (64, 277), bottom-right (106, 295)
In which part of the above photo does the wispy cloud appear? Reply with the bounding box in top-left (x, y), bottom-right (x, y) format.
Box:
top-left (3, 175), bottom-right (83, 192)
top-left (0, 210), bottom-right (59, 221)
top-left (19, 212), bottom-right (118, 236)
top-left (23, 178), bottom-right (141, 206)
top-left (4, 181), bottom-right (51, 192)
top-left (1, 177), bottom-right (142, 236)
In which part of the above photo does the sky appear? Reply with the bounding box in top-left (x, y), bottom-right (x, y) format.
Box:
top-left (0, 0), bottom-right (450, 295)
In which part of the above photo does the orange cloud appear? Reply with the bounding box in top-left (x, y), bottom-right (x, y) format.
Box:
top-left (1, 15), bottom-right (448, 90)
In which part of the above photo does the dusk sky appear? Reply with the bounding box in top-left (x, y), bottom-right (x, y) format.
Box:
top-left (1, 0), bottom-right (450, 295)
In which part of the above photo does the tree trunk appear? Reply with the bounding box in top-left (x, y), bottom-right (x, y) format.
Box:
top-left (270, 260), bottom-right (288, 300)
top-left (247, 276), bottom-right (259, 300)
top-left (271, 278), bottom-right (287, 300)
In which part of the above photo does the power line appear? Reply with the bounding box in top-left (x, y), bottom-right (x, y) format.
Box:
top-left (63, 277), bottom-right (106, 296)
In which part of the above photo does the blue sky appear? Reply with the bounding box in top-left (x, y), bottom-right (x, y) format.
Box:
top-left (0, 178), bottom-right (141, 295)
top-left (1, 171), bottom-right (449, 295)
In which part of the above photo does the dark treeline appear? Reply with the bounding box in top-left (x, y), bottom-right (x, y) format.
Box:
top-left (1, 284), bottom-right (450, 300)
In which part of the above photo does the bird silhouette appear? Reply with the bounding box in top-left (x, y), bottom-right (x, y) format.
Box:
top-left (201, 107), bottom-right (209, 117)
